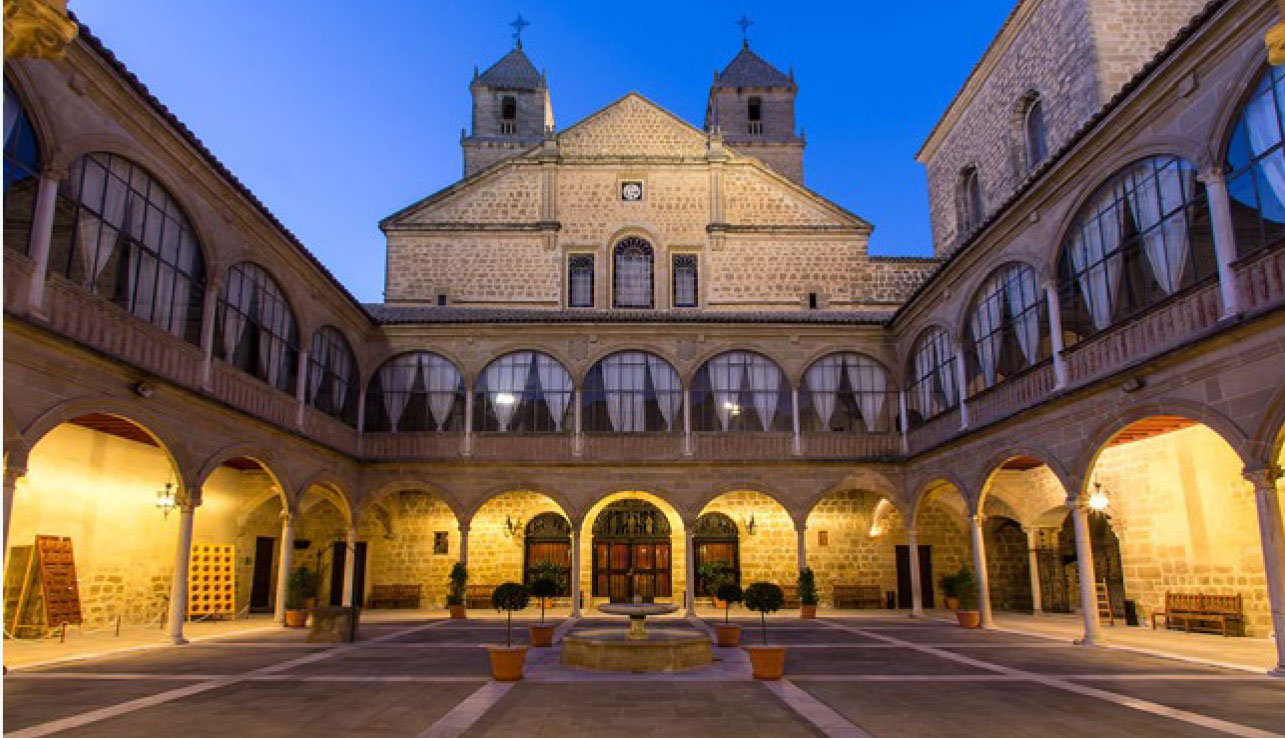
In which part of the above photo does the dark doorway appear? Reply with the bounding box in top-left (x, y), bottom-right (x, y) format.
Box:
top-left (693, 512), bottom-right (739, 596)
top-left (1059, 511), bottom-right (1125, 619)
top-left (249, 537), bottom-right (276, 612)
top-left (329, 540), bottom-right (367, 607)
top-left (895, 544), bottom-right (934, 609)
top-left (591, 499), bottom-right (672, 602)
top-left (523, 512), bottom-right (572, 595)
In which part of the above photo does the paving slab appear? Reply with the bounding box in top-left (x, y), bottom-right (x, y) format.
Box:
top-left (785, 646), bottom-right (993, 676)
top-left (280, 645), bottom-right (492, 677)
top-left (17, 645), bottom-right (330, 676)
top-left (798, 680), bottom-right (1243, 738)
top-left (47, 681), bottom-right (479, 738)
top-left (2, 677), bottom-right (195, 732)
top-left (459, 681), bottom-right (824, 738)
top-left (385, 626), bottom-right (532, 645)
top-left (1068, 677), bottom-right (1285, 734)
top-left (934, 644), bottom-right (1237, 675)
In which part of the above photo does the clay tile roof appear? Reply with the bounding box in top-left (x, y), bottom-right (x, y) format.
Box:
top-left (366, 305), bottom-right (892, 326)
top-left (714, 45), bottom-right (793, 89)
top-left (476, 46), bottom-right (544, 88)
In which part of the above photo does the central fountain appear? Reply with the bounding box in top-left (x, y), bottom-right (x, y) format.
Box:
top-left (560, 596), bottom-right (713, 672)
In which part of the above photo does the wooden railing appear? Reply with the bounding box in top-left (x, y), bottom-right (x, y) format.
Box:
top-left (43, 274), bottom-right (206, 388)
top-left (800, 432), bottom-right (900, 459)
top-left (967, 361), bottom-right (1056, 429)
top-left (1236, 244), bottom-right (1285, 313)
top-left (1062, 279), bottom-right (1222, 386)
top-left (692, 432), bottom-right (794, 461)
top-left (209, 361), bottom-right (297, 429)
top-left (361, 432), bottom-right (464, 460)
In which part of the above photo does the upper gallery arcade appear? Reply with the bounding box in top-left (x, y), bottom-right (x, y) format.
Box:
top-left (3, 0), bottom-right (1285, 675)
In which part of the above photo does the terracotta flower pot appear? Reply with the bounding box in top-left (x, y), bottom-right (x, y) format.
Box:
top-left (529, 623), bottom-right (555, 647)
top-left (944, 596), bottom-right (960, 611)
top-left (956, 610), bottom-right (981, 628)
top-left (713, 623), bottom-right (741, 647)
top-left (449, 604), bottom-right (467, 620)
top-left (284, 609), bottom-right (308, 628)
top-left (800, 605), bottom-right (817, 619)
top-left (714, 598), bottom-right (728, 609)
top-left (744, 645), bottom-right (787, 680)
top-left (303, 597), bottom-right (317, 610)
top-left (488, 645), bottom-right (528, 681)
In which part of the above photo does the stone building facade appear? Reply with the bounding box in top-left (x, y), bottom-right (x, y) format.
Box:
top-left (3, 0), bottom-right (1285, 670)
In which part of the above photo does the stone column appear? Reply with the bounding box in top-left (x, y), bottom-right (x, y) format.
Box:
top-left (167, 497), bottom-right (199, 645)
top-left (273, 510), bottom-right (295, 625)
top-left (969, 514), bottom-right (993, 627)
top-left (1044, 281), bottom-right (1069, 389)
top-left (462, 383), bottom-right (474, 457)
top-left (24, 169), bottom-right (62, 314)
top-left (1068, 498), bottom-right (1103, 645)
top-left (1200, 167), bottom-right (1242, 319)
top-left (294, 348), bottom-right (309, 429)
top-left (682, 388), bottom-right (693, 457)
top-left (791, 388), bottom-right (802, 456)
top-left (1024, 526), bottom-right (1043, 615)
top-left (908, 527), bottom-right (924, 617)
top-left (3, 465), bottom-right (26, 563)
top-left (898, 389), bottom-right (910, 455)
top-left (459, 523), bottom-right (470, 566)
top-left (1244, 468), bottom-right (1285, 675)
top-left (198, 279), bottom-right (221, 390)
top-left (572, 388), bottom-right (583, 457)
top-left (684, 526), bottom-right (696, 617)
top-left (341, 526), bottom-right (357, 607)
top-left (953, 340), bottom-right (970, 429)
top-left (570, 525), bottom-right (582, 617)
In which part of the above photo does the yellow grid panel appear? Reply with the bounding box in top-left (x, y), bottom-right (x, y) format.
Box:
top-left (187, 544), bottom-right (236, 618)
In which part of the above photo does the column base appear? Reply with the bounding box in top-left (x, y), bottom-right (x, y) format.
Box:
top-left (171, 635), bottom-right (190, 645)
top-left (1267, 666), bottom-right (1285, 679)
top-left (1073, 634), bottom-right (1104, 647)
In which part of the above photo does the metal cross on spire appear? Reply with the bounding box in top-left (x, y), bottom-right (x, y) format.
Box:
top-left (510, 14), bottom-right (530, 48)
top-left (735, 14), bottom-right (753, 48)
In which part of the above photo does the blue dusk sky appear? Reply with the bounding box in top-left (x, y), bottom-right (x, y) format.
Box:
top-left (70, 1), bottom-right (1014, 303)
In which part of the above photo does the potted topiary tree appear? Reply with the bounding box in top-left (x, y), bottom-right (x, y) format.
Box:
top-left (938, 570), bottom-right (962, 611)
top-left (742, 582), bottom-right (787, 680)
top-left (447, 562), bottom-right (468, 620)
top-left (284, 566), bottom-right (317, 628)
top-left (699, 560), bottom-right (734, 608)
top-left (527, 568), bottom-right (559, 647)
top-left (798, 567), bottom-right (819, 619)
top-left (712, 582), bottom-right (743, 646)
top-left (952, 568), bottom-right (981, 628)
top-left (489, 582), bottom-right (530, 681)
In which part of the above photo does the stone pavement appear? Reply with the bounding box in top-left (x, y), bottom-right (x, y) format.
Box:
top-left (3, 613), bottom-right (1283, 737)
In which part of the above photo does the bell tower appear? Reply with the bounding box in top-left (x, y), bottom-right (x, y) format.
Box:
top-left (461, 15), bottom-right (554, 177)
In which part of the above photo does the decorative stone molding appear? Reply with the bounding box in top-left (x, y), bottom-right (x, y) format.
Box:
top-left (1267, 20), bottom-right (1285, 67)
top-left (3, 0), bottom-right (77, 61)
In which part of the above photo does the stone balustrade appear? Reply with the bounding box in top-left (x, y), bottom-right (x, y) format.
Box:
top-left (208, 361), bottom-right (298, 430)
top-left (4, 251), bottom-right (33, 312)
top-left (301, 406), bottom-right (360, 457)
top-left (691, 431), bottom-right (794, 461)
top-left (967, 361), bottom-right (1057, 430)
top-left (906, 407), bottom-right (962, 455)
top-left (1236, 244), bottom-right (1285, 313)
top-left (800, 431), bottom-right (900, 459)
top-left (582, 434), bottom-right (684, 460)
top-left (360, 432), bottom-right (465, 460)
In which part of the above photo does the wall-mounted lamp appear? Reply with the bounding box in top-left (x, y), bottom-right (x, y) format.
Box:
top-left (504, 515), bottom-right (523, 537)
top-left (1088, 481), bottom-right (1110, 512)
top-left (155, 481), bottom-right (176, 520)
top-left (495, 392), bottom-right (517, 407)
top-left (743, 514), bottom-right (757, 536)
top-left (723, 401), bottom-right (741, 417)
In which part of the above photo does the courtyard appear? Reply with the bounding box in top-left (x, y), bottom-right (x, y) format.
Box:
top-left (4, 612), bottom-right (1283, 738)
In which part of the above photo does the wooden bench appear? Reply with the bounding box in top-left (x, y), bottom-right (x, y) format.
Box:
top-left (832, 584), bottom-right (882, 610)
top-left (780, 584), bottom-right (800, 609)
top-left (367, 584), bottom-right (422, 609)
top-left (465, 585), bottom-right (496, 609)
top-left (1151, 592), bottom-right (1243, 636)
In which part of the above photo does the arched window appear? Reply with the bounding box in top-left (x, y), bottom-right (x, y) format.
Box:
top-left (693, 512), bottom-right (739, 596)
top-left (964, 263), bottom-right (1048, 393)
top-left (691, 351), bottom-right (791, 432)
top-left (4, 79), bottom-right (41, 255)
top-left (1057, 156), bottom-right (1215, 346)
top-left (905, 327), bottom-right (958, 426)
top-left (1227, 65), bottom-right (1285, 257)
top-left (474, 351), bottom-right (572, 433)
top-left (501, 96), bottom-right (517, 120)
top-left (51, 152), bottom-right (206, 345)
top-left (612, 236), bottom-right (653, 308)
top-left (523, 512), bottom-right (572, 595)
top-left (305, 326), bottom-right (359, 425)
top-left (801, 353), bottom-right (893, 433)
top-left (958, 166), bottom-right (983, 235)
top-left (365, 352), bottom-right (463, 432)
top-left (215, 262), bottom-right (298, 393)
top-left (748, 96), bottom-right (763, 135)
top-left (582, 351), bottom-right (683, 433)
top-left (1024, 97), bottom-right (1048, 172)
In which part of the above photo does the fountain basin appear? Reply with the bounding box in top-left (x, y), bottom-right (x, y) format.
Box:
top-left (561, 628), bottom-right (713, 672)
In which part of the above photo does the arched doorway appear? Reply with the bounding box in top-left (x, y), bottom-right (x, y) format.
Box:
top-left (1059, 500), bottom-right (1125, 621)
top-left (693, 512), bottom-right (739, 596)
top-left (523, 512), bottom-right (571, 595)
top-left (592, 499), bottom-right (671, 602)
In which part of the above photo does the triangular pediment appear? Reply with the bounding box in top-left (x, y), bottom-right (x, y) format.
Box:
top-left (382, 165), bottom-right (543, 227)
top-left (556, 93), bottom-right (709, 158)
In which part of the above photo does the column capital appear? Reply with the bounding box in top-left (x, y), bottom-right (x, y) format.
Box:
top-left (178, 496), bottom-right (200, 514)
top-left (279, 509), bottom-right (295, 524)
top-left (1065, 495), bottom-right (1091, 512)
top-left (1197, 164), bottom-right (1229, 185)
top-left (3, 0), bottom-right (78, 61)
top-left (1243, 466), bottom-right (1282, 491)
top-left (40, 163), bottom-right (68, 181)
top-left (457, 522), bottom-right (471, 534)
top-left (4, 465), bottom-right (28, 487)
top-left (969, 512), bottom-right (987, 526)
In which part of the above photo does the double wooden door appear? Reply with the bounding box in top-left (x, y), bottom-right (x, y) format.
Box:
top-left (895, 544), bottom-right (934, 609)
top-left (593, 540), bottom-right (671, 602)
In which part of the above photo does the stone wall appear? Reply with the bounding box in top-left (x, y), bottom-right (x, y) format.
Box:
top-left (384, 233), bottom-right (556, 306)
top-left (984, 516), bottom-right (1033, 611)
top-left (363, 491), bottom-right (460, 606)
top-left (699, 491), bottom-right (796, 590)
top-left (1092, 424), bottom-right (1271, 635)
top-left (467, 491), bottom-right (566, 593)
top-left (1085, 0), bottom-right (1210, 97)
top-left (707, 237), bottom-right (868, 308)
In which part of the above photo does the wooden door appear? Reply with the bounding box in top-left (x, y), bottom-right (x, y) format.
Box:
top-left (329, 541), bottom-right (368, 607)
top-left (895, 545), bottom-right (934, 609)
top-left (695, 541), bottom-right (738, 595)
top-left (249, 537), bottom-right (276, 612)
top-left (524, 541), bottom-right (571, 595)
top-left (593, 540), bottom-right (671, 602)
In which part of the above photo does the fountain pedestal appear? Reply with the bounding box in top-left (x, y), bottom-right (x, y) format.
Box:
top-left (560, 601), bottom-right (713, 672)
